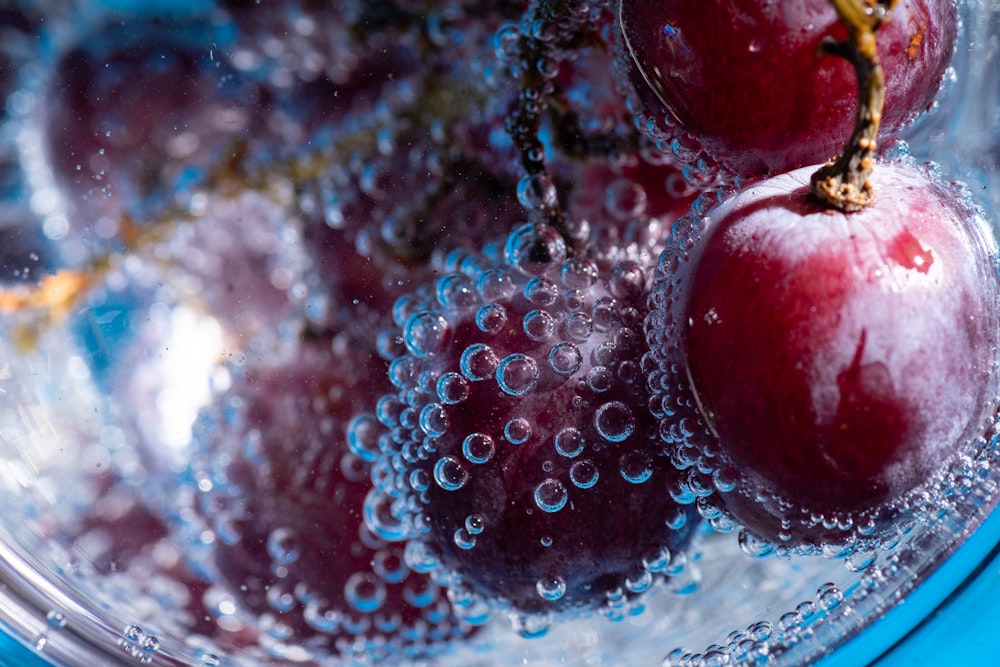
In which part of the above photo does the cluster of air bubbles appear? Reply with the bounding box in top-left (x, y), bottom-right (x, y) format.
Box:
top-left (121, 625), bottom-right (160, 664)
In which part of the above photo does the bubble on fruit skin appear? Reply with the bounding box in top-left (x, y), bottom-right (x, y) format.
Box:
top-left (436, 372), bottom-right (469, 405)
top-left (523, 308), bottom-right (556, 341)
top-left (505, 223), bottom-right (567, 276)
top-left (476, 303), bottom-right (507, 334)
top-left (462, 433), bottom-right (495, 464)
top-left (346, 413), bottom-right (382, 462)
top-left (504, 417), bottom-right (532, 445)
top-left (433, 456), bottom-right (469, 492)
top-left (460, 343), bottom-right (499, 381)
top-left (569, 459), bottom-right (600, 489)
top-left (477, 268), bottom-right (516, 301)
top-left (419, 402), bottom-right (450, 438)
top-left (534, 478), bottom-right (569, 513)
top-left (496, 352), bottom-right (539, 396)
top-left (595, 400), bottom-right (636, 442)
top-left (554, 427), bottom-right (586, 458)
top-left (619, 450), bottom-right (653, 484)
top-left (403, 311), bottom-right (451, 357)
top-left (525, 275), bottom-right (560, 306)
top-left (548, 341), bottom-right (583, 375)
top-left (437, 273), bottom-right (479, 309)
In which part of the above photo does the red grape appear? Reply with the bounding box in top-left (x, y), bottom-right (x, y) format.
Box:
top-left (366, 224), bottom-right (700, 631)
top-left (185, 332), bottom-right (475, 661)
top-left (647, 158), bottom-right (1000, 552)
top-left (620, 0), bottom-right (958, 176)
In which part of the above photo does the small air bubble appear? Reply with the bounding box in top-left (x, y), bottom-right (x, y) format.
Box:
top-left (549, 342), bottom-right (582, 375)
top-left (525, 276), bottom-right (560, 306)
top-left (564, 312), bottom-right (593, 341)
top-left (476, 303), bottom-right (508, 333)
top-left (497, 353), bottom-right (539, 396)
top-left (570, 459), bottom-right (599, 488)
top-left (534, 478), bottom-right (568, 512)
top-left (505, 417), bottom-right (532, 445)
top-left (554, 427), bottom-right (586, 458)
top-left (461, 343), bottom-right (499, 381)
top-left (595, 401), bottom-right (636, 442)
top-left (345, 572), bottom-right (387, 613)
top-left (561, 256), bottom-right (599, 288)
top-left (506, 222), bottom-right (566, 275)
top-left (419, 403), bottom-right (450, 438)
top-left (620, 450), bottom-right (653, 484)
top-left (434, 456), bottom-right (469, 491)
top-left (437, 372), bottom-right (470, 404)
top-left (463, 433), bottom-right (496, 464)
top-left (404, 311), bottom-right (450, 357)
top-left (536, 575), bottom-right (567, 601)
top-left (524, 309), bottom-right (556, 341)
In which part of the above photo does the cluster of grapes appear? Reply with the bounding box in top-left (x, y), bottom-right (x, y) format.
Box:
top-left (1, 0), bottom-right (998, 664)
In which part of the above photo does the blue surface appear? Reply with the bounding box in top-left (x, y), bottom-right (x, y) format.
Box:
top-left (818, 502), bottom-right (1000, 666)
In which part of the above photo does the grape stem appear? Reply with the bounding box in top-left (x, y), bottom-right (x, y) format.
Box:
top-left (810, 0), bottom-right (899, 213)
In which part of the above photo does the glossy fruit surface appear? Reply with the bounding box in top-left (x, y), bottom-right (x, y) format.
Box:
top-left (649, 160), bottom-right (1000, 549)
top-left (620, 0), bottom-right (958, 176)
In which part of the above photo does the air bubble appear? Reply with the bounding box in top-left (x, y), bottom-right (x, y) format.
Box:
top-left (437, 273), bottom-right (479, 309)
top-left (609, 260), bottom-right (646, 300)
top-left (404, 311), bottom-right (450, 357)
top-left (454, 527), bottom-right (477, 550)
top-left (462, 433), bottom-right (495, 464)
top-left (564, 312), bottom-right (593, 341)
top-left (586, 365), bottom-right (614, 392)
top-left (266, 527), bottom-right (301, 565)
top-left (549, 342), bottom-right (582, 375)
top-left (592, 296), bottom-right (620, 331)
top-left (434, 456), bottom-right (469, 491)
top-left (466, 514), bottom-right (486, 535)
top-left (347, 413), bottom-right (381, 462)
top-left (345, 572), bottom-right (387, 613)
top-left (373, 548), bottom-right (408, 584)
top-left (525, 276), bottom-right (560, 306)
top-left (476, 303), bottom-right (508, 333)
top-left (505, 223), bottom-right (566, 275)
top-left (606, 178), bottom-right (648, 220)
top-left (620, 450), bottom-right (653, 483)
top-left (524, 309), bottom-right (556, 341)
top-left (460, 343), bottom-right (499, 381)
top-left (536, 575), bottom-right (567, 601)
top-left (478, 268), bottom-right (517, 301)
top-left (564, 460), bottom-right (599, 492)
top-left (419, 403), bottom-right (450, 438)
top-left (437, 372), bottom-right (470, 404)
top-left (595, 401), bottom-right (636, 442)
top-left (497, 353), bottom-right (539, 396)
top-left (534, 478), bottom-right (568, 512)
top-left (561, 256), bottom-right (599, 288)
top-left (516, 173), bottom-right (559, 212)
top-left (554, 427), bottom-right (586, 458)
top-left (505, 417), bottom-right (532, 445)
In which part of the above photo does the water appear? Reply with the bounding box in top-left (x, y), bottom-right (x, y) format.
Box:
top-left (0, 0), bottom-right (999, 665)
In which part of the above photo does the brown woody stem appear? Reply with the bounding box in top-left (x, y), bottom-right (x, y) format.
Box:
top-left (810, 0), bottom-right (899, 212)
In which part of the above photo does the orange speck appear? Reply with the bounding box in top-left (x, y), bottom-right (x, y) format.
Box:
top-left (907, 29), bottom-right (925, 60)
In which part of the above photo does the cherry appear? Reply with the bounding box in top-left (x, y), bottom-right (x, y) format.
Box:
top-left (184, 331), bottom-right (475, 661)
top-left (648, 159), bottom-right (1000, 550)
top-left (366, 224), bottom-right (700, 630)
top-left (620, 0), bottom-right (958, 176)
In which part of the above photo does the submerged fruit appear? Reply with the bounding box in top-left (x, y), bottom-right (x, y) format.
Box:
top-left (365, 224), bottom-right (701, 628)
top-left (620, 0), bottom-right (958, 176)
top-left (649, 159), bottom-right (1000, 550)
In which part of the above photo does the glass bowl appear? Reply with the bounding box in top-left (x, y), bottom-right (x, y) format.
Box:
top-left (0, 1), bottom-right (998, 666)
